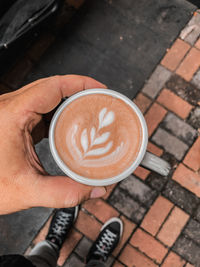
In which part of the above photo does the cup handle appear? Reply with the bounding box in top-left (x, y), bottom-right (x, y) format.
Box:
top-left (140, 151), bottom-right (171, 176)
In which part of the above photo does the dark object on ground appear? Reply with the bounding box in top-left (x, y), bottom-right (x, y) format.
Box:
top-left (46, 207), bottom-right (79, 249)
top-left (0, 0), bottom-right (63, 74)
top-left (0, 255), bottom-right (35, 267)
top-left (187, 0), bottom-right (200, 7)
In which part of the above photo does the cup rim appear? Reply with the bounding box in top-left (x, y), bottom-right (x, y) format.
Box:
top-left (49, 89), bottom-right (148, 186)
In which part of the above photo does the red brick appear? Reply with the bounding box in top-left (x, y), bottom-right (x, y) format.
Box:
top-left (32, 215), bottom-right (53, 245)
top-left (113, 215), bottom-right (136, 256)
top-left (133, 93), bottom-right (152, 114)
top-left (102, 183), bottom-right (117, 200)
top-left (184, 137), bottom-right (200, 171)
top-left (195, 38), bottom-right (200, 50)
top-left (173, 164), bottom-right (200, 197)
top-left (157, 89), bottom-right (193, 119)
top-left (75, 210), bottom-right (102, 241)
top-left (161, 251), bottom-right (185, 267)
top-left (82, 199), bottom-right (119, 223)
top-left (112, 261), bottom-right (125, 267)
top-left (130, 228), bottom-right (168, 263)
top-left (145, 103), bottom-right (167, 137)
top-left (57, 229), bottom-right (82, 266)
top-left (119, 244), bottom-right (158, 267)
top-left (161, 39), bottom-right (191, 71)
top-left (157, 206), bottom-right (189, 247)
top-left (176, 47), bottom-right (200, 81)
top-left (147, 142), bottom-right (163, 156)
top-left (134, 166), bottom-right (150, 180)
top-left (141, 196), bottom-right (173, 236)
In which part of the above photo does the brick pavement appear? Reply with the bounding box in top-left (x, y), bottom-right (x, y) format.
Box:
top-left (27, 10), bottom-right (200, 266)
top-left (0, 3), bottom-right (200, 267)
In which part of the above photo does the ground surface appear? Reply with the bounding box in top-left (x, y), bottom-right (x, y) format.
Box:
top-left (25, 0), bottom-right (195, 98)
top-left (0, 1), bottom-right (200, 266)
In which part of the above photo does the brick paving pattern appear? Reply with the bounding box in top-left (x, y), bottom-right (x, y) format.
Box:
top-left (0, 3), bottom-right (200, 267)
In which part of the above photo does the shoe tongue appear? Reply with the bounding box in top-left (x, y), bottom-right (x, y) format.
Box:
top-left (94, 229), bottom-right (116, 258)
top-left (56, 213), bottom-right (72, 227)
top-left (106, 228), bottom-right (116, 238)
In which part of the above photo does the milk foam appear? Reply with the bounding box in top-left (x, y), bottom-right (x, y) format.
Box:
top-left (54, 94), bottom-right (142, 179)
top-left (67, 108), bottom-right (125, 166)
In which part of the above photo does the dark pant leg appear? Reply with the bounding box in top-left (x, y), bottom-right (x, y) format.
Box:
top-left (25, 241), bottom-right (59, 267)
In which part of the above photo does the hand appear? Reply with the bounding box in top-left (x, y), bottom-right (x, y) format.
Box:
top-left (0, 75), bottom-right (107, 214)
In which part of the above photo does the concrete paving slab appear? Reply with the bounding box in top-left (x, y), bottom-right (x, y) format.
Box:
top-left (0, 207), bottom-right (52, 254)
top-left (25, 0), bottom-right (196, 99)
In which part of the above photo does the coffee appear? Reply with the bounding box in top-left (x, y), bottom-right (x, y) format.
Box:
top-left (54, 93), bottom-right (143, 179)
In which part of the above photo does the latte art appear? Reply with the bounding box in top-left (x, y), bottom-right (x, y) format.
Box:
top-left (54, 94), bottom-right (143, 179)
top-left (74, 108), bottom-right (117, 158)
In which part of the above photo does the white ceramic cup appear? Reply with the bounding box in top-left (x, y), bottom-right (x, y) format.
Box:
top-left (49, 89), bottom-right (170, 186)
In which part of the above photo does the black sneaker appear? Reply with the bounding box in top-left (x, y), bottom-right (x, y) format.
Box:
top-left (46, 206), bottom-right (78, 250)
top-left (86, 217), bottom-right (123, 263)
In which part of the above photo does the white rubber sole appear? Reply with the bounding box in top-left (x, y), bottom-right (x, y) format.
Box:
top-left (101, 217), bottom-right (123, 238)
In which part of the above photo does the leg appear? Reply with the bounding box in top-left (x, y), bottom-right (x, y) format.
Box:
top-left (86, 217), bottom-right (123, 266)
top-left (26, 207), bottom-right (78, 267)
top-left (26, 240), bottom-right (59, 267)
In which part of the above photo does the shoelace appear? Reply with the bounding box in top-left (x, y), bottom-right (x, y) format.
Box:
top-left (49, 211), bottom-right (72, 242)
top-left (94, 229), bottom-right (117, 260)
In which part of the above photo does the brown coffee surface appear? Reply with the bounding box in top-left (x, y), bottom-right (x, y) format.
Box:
top-left (54, 94), bottom-right (143, 179)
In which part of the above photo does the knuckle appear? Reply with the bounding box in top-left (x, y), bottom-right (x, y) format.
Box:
top-left (64, 189), bottom-right (90, 208)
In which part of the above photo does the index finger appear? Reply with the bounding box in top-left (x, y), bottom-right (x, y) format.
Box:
top-left (16, 75), bottom-right (107, 114)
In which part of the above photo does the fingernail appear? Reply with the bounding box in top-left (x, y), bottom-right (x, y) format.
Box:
top-left (90, 187), bottom-right (106, 199)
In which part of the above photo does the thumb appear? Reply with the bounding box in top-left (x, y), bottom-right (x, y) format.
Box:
top-left (32, 175), bottom-right (107, 208)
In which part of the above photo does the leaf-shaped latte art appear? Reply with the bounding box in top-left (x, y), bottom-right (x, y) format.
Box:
top-left (78, 108), bottom-right (116, 159)
top-left (81, 128), bottom-right (88, 153)
top-left (90, 127), bottom-right (96, 144)
top-left (99, 108), bottom-right (115, 129)
top-left (85, 141), bottom-right (113, 156)
top-left (99, 108), bottom-right (107, 128)
top-left (93, 132), bottom-right (110, 145)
